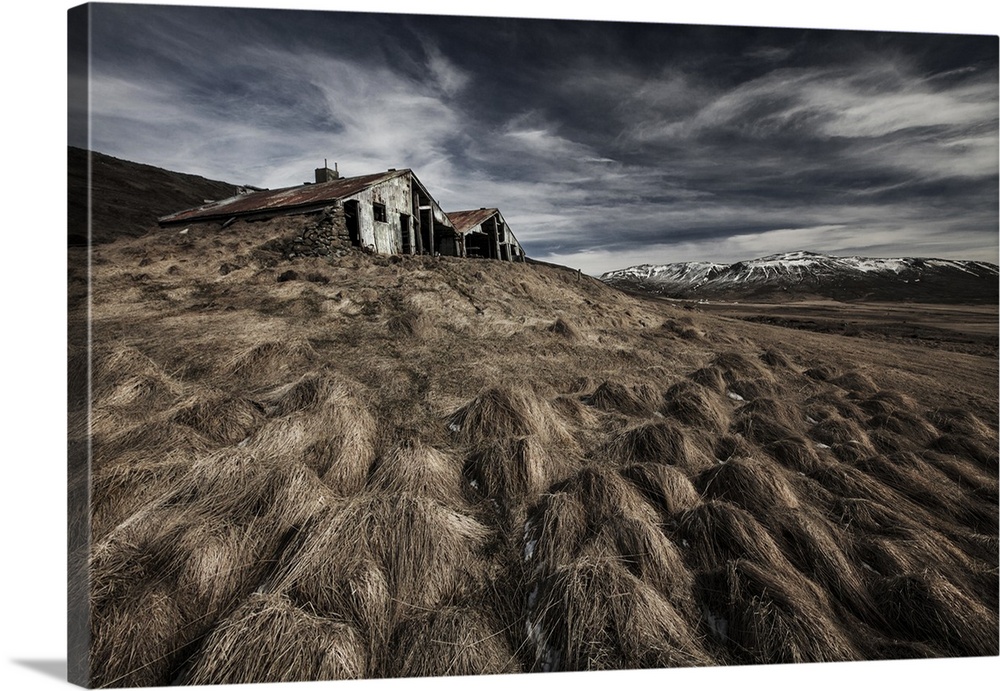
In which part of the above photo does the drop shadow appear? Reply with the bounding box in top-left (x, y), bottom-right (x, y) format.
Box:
top-left (11, 658), bottom-right (67, 682)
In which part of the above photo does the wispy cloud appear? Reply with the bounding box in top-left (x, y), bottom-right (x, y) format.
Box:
top-left (80, 6), bottom-right (999, 273)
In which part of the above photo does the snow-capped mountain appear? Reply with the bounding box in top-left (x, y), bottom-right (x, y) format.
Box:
top-left (600, 251), bottom-right (999, 303)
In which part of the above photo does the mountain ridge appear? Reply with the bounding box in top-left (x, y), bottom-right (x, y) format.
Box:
top-left (601, 250), bottom-right (999, 304)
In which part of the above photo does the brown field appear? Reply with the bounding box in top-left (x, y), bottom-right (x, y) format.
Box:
top-left (68, 217), bottom-right (998, 687)
top-left (683, 299), bottom-right (999, 358)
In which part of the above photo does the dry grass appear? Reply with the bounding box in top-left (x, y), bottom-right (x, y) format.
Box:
top-left (448, 386), bottom-right (573, 448)
top-left (660, 380), bottom-right (730, 433)
top-left (525, 556), bottom-right (713, 671)
top-left (673, 500), bottom-right (792, 574)
top-left (76, 216), bottom-right (999, 685)
top-left (388, 607), bottom-right (522, 677)
top-left (464, 436), bottom-right (575, 524)
top-left (871, 571), bottom-right (1000, 657)
top-left (369, 440), bottom-right (464, 504)
top-left (695, 559), bottom-right (861, 664)
top-left (620, 462), bottom-right (703, 517)
top-left (184, 593), bottom-right (368, 684)
top-left (695, 456), bottom-right (802, 518)
top-left (268, 493), bottom-right (489, 635)
top-left (605, 419), bottom-right (712, 472)
top-left (730, 398), bottom-right (805, 446)
top-left (246, 371), bottom-right (377, 492)
top-left (583, 379), bottom-right (661, 416)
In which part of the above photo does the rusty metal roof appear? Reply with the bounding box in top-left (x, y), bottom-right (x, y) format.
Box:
top-left (158, 169), bottom-right (410, 225)
top-left (446, 208), bottom-right (499, 233)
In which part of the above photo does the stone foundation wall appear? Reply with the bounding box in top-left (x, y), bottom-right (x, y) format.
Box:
top-left (282, 204), bottom-right (355, 259)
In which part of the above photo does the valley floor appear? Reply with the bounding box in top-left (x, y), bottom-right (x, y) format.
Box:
top-left (672, 299), bottom-right (998, 358)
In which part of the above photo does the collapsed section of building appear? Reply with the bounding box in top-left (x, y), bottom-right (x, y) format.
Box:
top-left (158, 165), bottom-right (525, 261)
top-left (446, 208), bottom-right (524, 262)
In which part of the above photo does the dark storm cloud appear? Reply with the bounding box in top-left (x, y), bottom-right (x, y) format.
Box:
top-left (79, 3), bottom-right (998, 274)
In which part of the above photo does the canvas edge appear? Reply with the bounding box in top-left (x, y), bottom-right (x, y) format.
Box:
top-left (67, 3), bottom-right (92, 688)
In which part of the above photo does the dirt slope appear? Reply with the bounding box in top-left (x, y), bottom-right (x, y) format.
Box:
top-left (67, 153), bottom-right (998, 687)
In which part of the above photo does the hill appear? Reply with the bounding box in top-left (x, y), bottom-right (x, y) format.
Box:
top-left (68, 146), bottom-right (240, 246)
top-left (68, 152), bottom-right (999, 686)
top-left (602, 250), bottom-right (1000, 304)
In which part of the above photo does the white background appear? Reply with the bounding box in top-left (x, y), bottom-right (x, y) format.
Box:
top-left (3, 1), bottom-right (997, 689)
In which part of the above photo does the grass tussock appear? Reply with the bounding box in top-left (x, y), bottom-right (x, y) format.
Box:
top-left (661, 318), bottom-right (702, 340)
top-left (224, 338), bottom-right (317, 387)
top-left (269, 494), bottom-right (489, 631)
top-left (92, 344), bottom-right (163, 395)
top-left (763, 436), bottom-right (822, 473)
top-left (856, 453), bottom-right (997, 532)
top-left (928, 434), bottom-right (1000, 469)
top-left (91, 419), bottom-right (213, 467)
top-left (386, 309), bottom-right (434, 340)
top-left (695, 560), bottom-right (860, 664)
top-left (170, 391), bottom-right (265, 445)
top-left (88, 585), bottom-right (188, 688)
top-left (829, 497), bottom-right (919, 537)
top-left (871, 571), bottom-right (1000, 657)
top-left (831, 370), bottom-right (879, 396)
top-left (695, 456), bottom-right (801, 517)
top-left (808, 415), bottom-right (877, 460)
top-left (524, 491), bottom-right (589, 572)
top-left (620, 463), bottom-right (703, 517)
top-left (90, 456), bottom-right (192, 540)
top-left (582, 379), bottom-right (661, 416)
top-left (185, 593), bottom-right (368, 684)
top-left (808, 461), bottom-right (911, 509)
top-left (88, 451), bottom-right (328, 687)
top-left (464, 436), bottom-right (574, 520)
top-left (711, 351), bottom-right (771, 383)
top-left (759, 347), bottom-right (792, 369)
top-left (866, 410), bottom-right (939, 447)
top-left (525, 556), bottom-right (713, 672)
top-left (727, 377), bottom-right (781, 401)
top-left (803, 364), bottom-right (839, 381)
top-left (550, 393), bottom-right (599, 428)
top-left (99, 371), bottom-right (184, 415)
top-left (858, 390), bottom-right (920, 416)
top-left (247, 372), bottom-right (377, 492)
top-left (927, 407), bottom-right (997, 442)
top-left (688, 365), bottom-right (727, 393)
top-left (547, 317), bottom-right (581, 340)
top-left (660, 380), bottom-right (730, 433)
top-left (804, 390), bottom-right (867, 423)
top-left (674, 500), bottom-right (791, 574)
top-left (769, 508), bottom-right (879, 621)
top-left (448, 386), bottom-right (572, 447)
top-left (730, 398), bottom-right (804, 446)
top-left (922, 452), bottom-right (999, 505)
top-left (368, 440), bottom-right (463, 504)
top-left (547, 466), bottom-right (661, 528)
top-left (605, 419), bottom-right (712, 473)
top-left (852, 525), bottom-right (979, 583)
top-left (585, 514), bottom-right (695, 602)
top-left (388, 607), bottom-right (521, 677)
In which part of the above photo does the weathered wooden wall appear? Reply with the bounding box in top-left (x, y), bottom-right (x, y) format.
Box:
top-left (343, 175), bottom-right (413, 255)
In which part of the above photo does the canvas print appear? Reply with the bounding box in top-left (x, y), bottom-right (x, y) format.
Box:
top-left (67, 2), bottom-right (999, 688)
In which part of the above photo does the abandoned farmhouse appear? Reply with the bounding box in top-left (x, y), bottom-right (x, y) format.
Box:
top-left (158, 164), bottom-right (525, 261)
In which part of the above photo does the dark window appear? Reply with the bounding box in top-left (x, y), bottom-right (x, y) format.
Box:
top-left (373, 202), bottom-right (387, 223)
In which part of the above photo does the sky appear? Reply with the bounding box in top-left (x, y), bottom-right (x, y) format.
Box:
top-left (70, 2), bottom-right (999, 274)
top-left (0, 5), bottom-right (997, 691)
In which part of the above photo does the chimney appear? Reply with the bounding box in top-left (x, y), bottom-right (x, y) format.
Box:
top-left (315, 158), bottom-right (340, 183)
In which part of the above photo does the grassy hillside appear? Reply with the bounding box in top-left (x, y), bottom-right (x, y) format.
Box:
top-left (68, 155), bottom-right (999, 687)
top-left (68, 147), bottom-right (239, 246)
